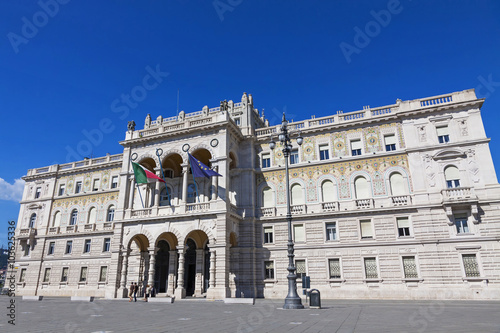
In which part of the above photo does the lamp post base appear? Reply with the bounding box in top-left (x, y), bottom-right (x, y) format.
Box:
top-left (283, 296), bottom-right (304, 309)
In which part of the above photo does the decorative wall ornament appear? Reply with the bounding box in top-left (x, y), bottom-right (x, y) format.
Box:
top-left (466, 149), bottom-right (480, 183)
top-left (459, 119), bottom-right (469, 136)
top-left (423, 154), bottom-right (436, 187)
top-left (417, 125), bottom-right (427, 142)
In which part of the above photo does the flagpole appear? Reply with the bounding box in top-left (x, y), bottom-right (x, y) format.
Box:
top-left (130, 160), bottom-right (145, 209)
top-left (155, 148), bottom-right (171, 205)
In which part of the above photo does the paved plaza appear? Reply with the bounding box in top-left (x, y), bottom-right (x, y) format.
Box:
top-left (1, 296), bottom-right (500, 333)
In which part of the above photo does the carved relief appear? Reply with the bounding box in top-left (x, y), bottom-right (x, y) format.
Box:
top-left (459, 119), bottom-right (468, 136)
top-left (423, 154), bottom-right (435, 187)
top-left (417, 125), bottom-right (426, 142)
top-left (466, 149), bottom-right (480, 183)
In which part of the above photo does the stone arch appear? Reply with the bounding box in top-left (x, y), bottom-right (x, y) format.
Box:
top-left (162, 151), bottom-right (184, 178)
top-left (350, 171), bottom-right (373, 199)
top-left (228, 151), bottom-right (238, 170)
top-left (184, 229), bottom-right (209, 249)
top-left (229, 232), bottom-right (238, 247)
top-left (384, 166), bottom-right (412, 195)
top-left (137, 153), bottom-right (157, 172)
top-left (155, 232), bottom-right (179, 249)
top-left (189, 144), bottom-right (216, 164)
top-left (124, 229), bottom-right (155, 251)
top-left (258, 182), bottom-right (277, 207)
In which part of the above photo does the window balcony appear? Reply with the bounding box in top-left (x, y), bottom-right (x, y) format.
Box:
top-left (83, 224), bottom-right (96, 232)
top-left (65, 225), bottom-right (78, 233)
top-left (259, 207), bottom-right (276, 217)
top-left (48, 227), bottom-right (60, 235)
top-left (321, 201), bottom-right (339, 212)
top-left (355, 199), bottom-right (373, 209)
top-left (291, 204), bottom-right (306, 215)
top-left (391, 195), bottom-right (412, 206)
top-left (442, 187), bottom-right (476, 202)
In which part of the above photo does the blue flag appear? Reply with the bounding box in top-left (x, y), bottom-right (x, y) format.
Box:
top-left (188, 153), bottom-right (222, 178)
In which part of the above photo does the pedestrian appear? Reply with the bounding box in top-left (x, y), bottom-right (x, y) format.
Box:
top-left (128, 282), bottom-right (134, 302)
top-left (143, 285), bottom-right (151, 302)
top-left (133, 282), bottom-right (139, 302)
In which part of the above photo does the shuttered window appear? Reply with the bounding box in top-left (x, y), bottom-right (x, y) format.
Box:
top-left (354, 177), bottom-right (370, 199)
top-left (321, 180), bottom-right (335, 202)
top-left (291, 184), bottom-right (304, 205)
top-left (293, 224), bottom-right (305, 243)
top-left (262, 187), bottom-right (274, 207)
top-left (390, 173), bottom-right (406, 196)
top-left (360, 220), bottom-right (373, 238)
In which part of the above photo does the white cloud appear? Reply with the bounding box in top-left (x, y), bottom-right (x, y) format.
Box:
top-left (0, 178), bottom-right (25, 202)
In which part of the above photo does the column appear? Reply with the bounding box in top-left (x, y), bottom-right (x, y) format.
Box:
top-left (209, 249), bottom-right (216, 289)
top-left (154, 179), bottom-right (161, 207)
top-left (174, 247), bottom-right (186, 298)
top-left (181, 163), bottom-right (188, 205)
top-left (128, 178), bottom-right (135, 210)
top-left (168, 250), bottom-right (178, 296)
top-left (231, 248), bottom-right (240, 297)
top-left (119, 250), bottom-right (129, 298)
top-left (212, 166), bottom-right (218, 200)
top-left (148, 248), bottom-right (156, 289)
top-left (195, 249), bottom-right (204, 296)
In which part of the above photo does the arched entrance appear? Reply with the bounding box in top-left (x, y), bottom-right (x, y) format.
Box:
top-left (155, 240), bottom-right (170, 293)
top-left (182, 229), bottom-right (210, 297)
top-left (127, 234), bottom-right (150, 296)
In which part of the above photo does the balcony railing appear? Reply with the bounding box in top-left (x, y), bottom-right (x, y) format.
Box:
top-left (66, 225), bottom-right (78, 233)
top-left (391, 195), bottom-right (411, 206)
top-left (131, 208), bottom-right (152, 217)
top-left (356, 199), bottom-right (373, 209)
top-left (48, 227), bottom-right (60, 234)
top-left (19, 228), bottom-right (36, 237)
top-left (442, 187), bottom-right (475, 201)
top-left (83, 224), bottom-right (96, 232)
top-left (291, 204), bottom-right (306, 215)
top-left (321, 201), bottom-right (339, 212)
top-left (259, 207), bottom-right (276, 217)
top-left (186, 203), bottom-right (210, 212)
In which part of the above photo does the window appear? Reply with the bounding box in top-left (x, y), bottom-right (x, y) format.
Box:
top-left (321, 180), bottom-right (336, 202)
top-left (384, 134), bottom-right (397, 151)
top-left (262, 154), bottom-right (271, 168)
top-left (88, 207), bottom-right (97, 224)
top-left (107, 206), bottom-right (115, 222)
top-left (53, 211), bottom-right (61, 227)
top-left (354, 176), bottom-right (370, 199)
top-left (364, 257), bottom-right (378, 279)
top-left (328, 259), bottom-right (341, 279)
top-left (99, 266), bottom-right (108, 282)
top-left (234, 118), bottom-right (241, 126)
top-left (43, 268), bottom-right (51, 283)
top-left (462, 254), bottom-right (480, 277)
top-left (295, 259), bottom-right (306, 279)
top-left (23, 241), bottom-right (30, 256)
top-left (290, 149), bottom-right (299, 165)
top-left (79, 267), bottom-right (88, 282)
top-left (65, 240), bottom-right (73, 254)
top-left (264, 261), bottom-right (274, 279)
top-left (61, 267), bottom-right (69, 282)
top-left (402, 256), bottom-right (418, 278)
top-left (397, 217), bottom-right (411, 237)
top-left (70, 209), bottom-right (78, 225)
top-left (351, 139), bottom-right (362, 156)
top-left (75, 181), bottom-right (82, 194)
top-left (19, 268), bottom-right (27, 282)
top-left (160, 188), bottom-right (170, 206)
top-left (48, 242), bottom-right (55, 255)
top-left (325, 222), bottom-right (337, 241)
top-left (29, 213), bottom-right (36, 228)
top-left (263, 226), bottom-right (274, 244)
top-left (262, 187), bottom-right (274, 207)
top-left (103, 238), bottom-right (111, 252)
top-left (319, 144), bottom-right (329, 160)
top-left (437, 126), bottom-right (449, 143)
top-left (360, 220), bottom-right (373, 239)
top-left (389, 173), bottom-right (406, 196)
top-left (111, 176), bottom-right (118, 189)
top-left (290, 184), bottom-right (304, 205)
top-left (293, 224), bottom-right (305, 243)
top-left (445, 166), bottom-right (460, 188)
top-left (35, 187), bottom-right (41, 199)
top-left (83, 239), bottom-right (91, 253)
top-left (93, 179), bottom-right (100, 191)
top-left (187, 184), bottom-right (196, 203)
top-left (58, 184), bottom-right (65, 196)
top-left (455, 214), bottom-right (469, 234)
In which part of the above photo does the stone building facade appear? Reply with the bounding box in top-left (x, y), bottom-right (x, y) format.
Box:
top-left (14, 89), bottom-right (500, 300)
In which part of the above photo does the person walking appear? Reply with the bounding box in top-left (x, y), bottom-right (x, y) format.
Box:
top-left (143, 285), bottom-right (151, 302)
top-left (133, 282), bottom-right (139, 302)
top-left (129, 283), bottom-right (134, 302)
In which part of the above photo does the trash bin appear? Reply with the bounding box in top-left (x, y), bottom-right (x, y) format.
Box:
top-left (309, 289), bottom-right (321, 309)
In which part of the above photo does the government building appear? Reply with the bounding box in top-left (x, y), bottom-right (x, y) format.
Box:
top-left (13, 89), bottom-right (500, 300)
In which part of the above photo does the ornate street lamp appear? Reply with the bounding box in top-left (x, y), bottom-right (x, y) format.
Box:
top-left (270, 113), bottom-right (304, 309)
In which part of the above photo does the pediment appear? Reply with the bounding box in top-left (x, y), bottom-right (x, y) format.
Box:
top-left (433, 148), bottom-right (465, 160)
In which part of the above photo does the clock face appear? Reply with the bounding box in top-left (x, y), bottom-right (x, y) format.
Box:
top-left (210, 139), bottom-right (219, 147)
top-left (182, 144), bottom-right (190, 152)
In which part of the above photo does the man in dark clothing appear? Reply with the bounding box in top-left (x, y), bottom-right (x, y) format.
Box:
top-left (133, 282), bottom-right (139, 302)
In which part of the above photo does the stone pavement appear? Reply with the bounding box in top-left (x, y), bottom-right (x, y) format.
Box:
top-left (2, 296), bottom-right (500, 333)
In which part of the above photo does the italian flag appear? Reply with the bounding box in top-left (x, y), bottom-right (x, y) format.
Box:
top-left (131, 162), bottom-right (165, 183)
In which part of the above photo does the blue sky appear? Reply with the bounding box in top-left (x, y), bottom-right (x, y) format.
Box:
top-left (0, 0), bottom-right (499, 247)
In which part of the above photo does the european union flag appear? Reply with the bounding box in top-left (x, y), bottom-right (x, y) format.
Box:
top-left (188, 153), bottom-right (222, 178)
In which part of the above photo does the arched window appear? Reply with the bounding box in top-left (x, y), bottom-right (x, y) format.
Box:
top-left (444, 166), bottom-right (460, 188)
top-left (389, 173), bottom-right (407, 196)
top-left (88, 207), bottom-right (97, 224)
top-left (160, 188), bottom-right (171, 206)
top-left (187, 184), bottom-right (196, 203)
top-left (53, 211), bottom-right (61, 227)
top-left (321, 180), bottom-right (336, 202)
top-left (262, 187), bottom-right (274, 207)
top-left (107, 205), bottom-right (115, 222)
top-left (29, 213), bottom-right (36, 228)
top-left (291, 184), bottom-right (304, 205)
top-left (70, 209), bottom-right (78, 225)
top-left (354, 176), bottom-right (370, 199)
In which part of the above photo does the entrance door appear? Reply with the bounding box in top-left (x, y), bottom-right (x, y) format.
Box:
top-left (184, 239), bottom-right (196, 296)
top-left (154, 240), bottom-right (170, 293)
